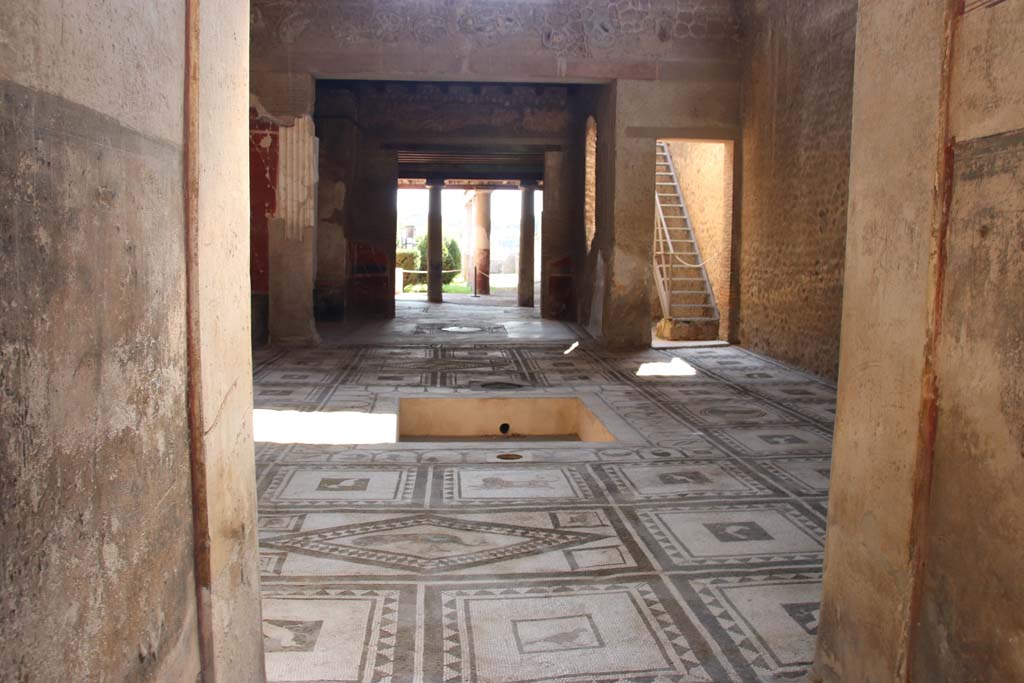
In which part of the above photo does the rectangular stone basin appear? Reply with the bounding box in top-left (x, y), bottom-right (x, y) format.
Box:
top-left (398, 397), bottom-right (616, 442)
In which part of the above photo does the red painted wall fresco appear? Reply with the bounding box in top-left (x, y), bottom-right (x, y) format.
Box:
top-left (249, 109), bottom-right (278, 294)
top-left (348, 241), bottom-right (393, 316)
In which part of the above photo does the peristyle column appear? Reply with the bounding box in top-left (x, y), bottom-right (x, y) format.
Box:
top-left (426, 181), bottom-right (443, 303)
top-left (473, 189), bottom-right (493, 295)
top-left (461, 192), bottom-right (474, 281)
top-left (269, 115), bottom-right (320, 345)
top-left (518, 183), bottom-right (536, 307)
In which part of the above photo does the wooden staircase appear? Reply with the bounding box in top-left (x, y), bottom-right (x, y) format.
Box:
top-left (653, 141), bottom-right (720, 338)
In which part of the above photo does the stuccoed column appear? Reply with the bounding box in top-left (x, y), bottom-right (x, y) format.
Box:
top-left (473, 189), bottom-right (493, 295)
top-left (518, 183), bottom-right (536, 307)
top-left (269, 115), bottom-right (320, 345)
top-left (426, 181), bottom-right (443, 303)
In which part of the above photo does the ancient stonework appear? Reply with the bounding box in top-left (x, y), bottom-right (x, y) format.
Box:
top-left (353, 83), bottom-right (571, 137)
top-left (252, 0), bottom-right (738, 57)
top-left (737, 1), bottom-right (857, 380)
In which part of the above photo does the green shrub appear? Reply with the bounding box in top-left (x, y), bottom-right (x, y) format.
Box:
top-left (395, 248), bottom-right (419, 271)
top-left (395, 248), bottom-right (419, 290)
top-left (414, 235), bottom-right (429, 285)
top-left (413, 235), bottom-right (463, 285)
top-left (443, 238), bottom-right (461, 284)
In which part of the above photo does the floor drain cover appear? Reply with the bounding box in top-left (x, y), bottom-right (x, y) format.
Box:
top-left (441, 326), bottom-right (483, 333)
top-left (496, 453), bottom-right (523, 461)
top-left (480, 382), bottom-right (526, 390)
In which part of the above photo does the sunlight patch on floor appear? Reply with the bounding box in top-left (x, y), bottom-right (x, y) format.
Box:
top-left (253, 409), bottom-right (397, 444)
top-left (636, 357), bottom-right (698, 377)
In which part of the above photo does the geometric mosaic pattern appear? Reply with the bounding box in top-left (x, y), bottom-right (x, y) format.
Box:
top-left (261, 512), bottom-right (606, 573)
top-left (261, 585), bottom-right (403, 683)
top-left (632, 501), bottom-right (825, 571)
top-left (593, 460), bottom-right (783, 502)
top-left (255, 303), bottom-right (836, 682)
top-left (672, 572), bottom-right (824, 680)
top-left (439, 465), bottom-right (601, 507)
top-left (259, 464), bottom-right (422, 511)
top-left (259, 508), bottom-right (649, 579)
top-left (432, 580), bottom-right (724, 683)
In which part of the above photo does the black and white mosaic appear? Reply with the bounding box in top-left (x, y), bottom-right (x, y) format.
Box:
top-left (255, 304), bottom-right (836, 682)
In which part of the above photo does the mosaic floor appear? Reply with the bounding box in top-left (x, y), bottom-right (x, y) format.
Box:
top-left (254, 302), bottom-right (835, 683)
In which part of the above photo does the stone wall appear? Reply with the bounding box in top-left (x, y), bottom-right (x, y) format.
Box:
top-left (0, 2), bottom-right (199, 681)
top-left (251, 0), bottom-right (738, 86)
top-left (817, 1), bottom-right (1024, 681)
top-left (666, 140), bottom-right (733, 339)
top-left (352, 82), bottom-right (573, 139)
top-left (736, 0), bottom-right (857, 379)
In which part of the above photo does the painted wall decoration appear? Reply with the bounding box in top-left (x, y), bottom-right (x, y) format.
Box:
top-left (250, 109), bottom-right (279, 294)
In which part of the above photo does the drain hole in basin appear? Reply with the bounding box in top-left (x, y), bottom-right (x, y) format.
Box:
top-left (499, 423), bottom-right (511, 435)
top-left (497, 453), bottom-right (522, 461)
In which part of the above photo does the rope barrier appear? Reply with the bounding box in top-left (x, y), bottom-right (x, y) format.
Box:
top-left (397, 267), bottom-right (498, 277)
top-left (396, 265), bottom-right (515, 299)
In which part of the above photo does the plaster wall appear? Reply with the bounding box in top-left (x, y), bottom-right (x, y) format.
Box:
top-left (314, 90), bottom-right (357, 321)
top-left (192, 0), bottom-right (266, 678)
top-left (0, 2), bottom-right (199, 681)
top-left (348, 139), bottom-right (399, 317)
top-left (2, 2), bottom-right (264, 680)
top-left (736, 0), bottom-right (857, 380)
top-left (914, 4), bottom-right (1024, 681)
top-left (816, 1), bottom-right (946, 677)
top-left (603, 115), bottom-right (656, 349)
top-left (817, 1), bottom-right (1024, 681)
top-left (251, 70), bottom-right (315, 123)
top-left (816, 5), bottom-right (942, 677)
top-left (543, 150), bottom-right (578, 319)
